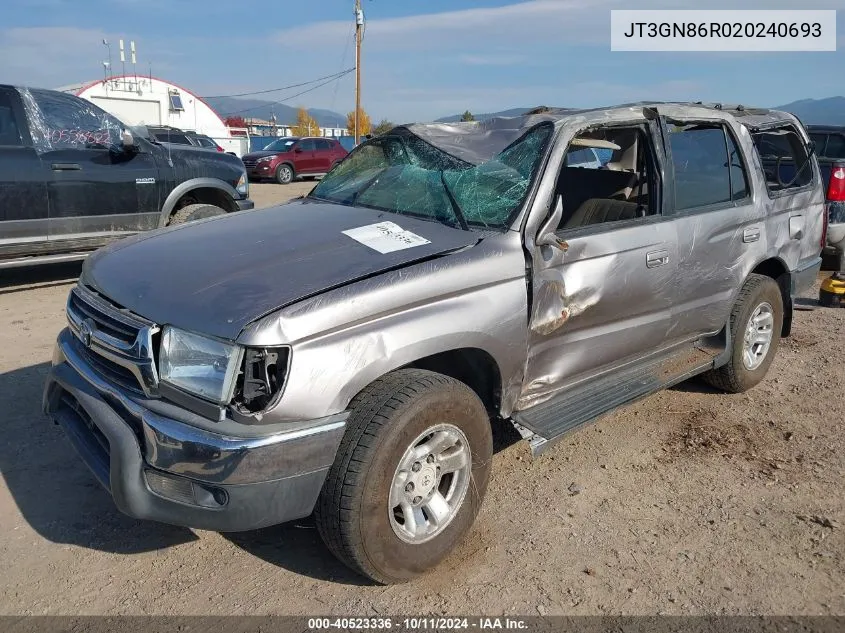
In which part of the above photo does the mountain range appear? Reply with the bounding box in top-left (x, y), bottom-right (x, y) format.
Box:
top-left (204, 96), bottom-right (347, 128)
top-left (435, 98), bottom-right (845, 125)
top-left (205, 95), bottom-right (845, 128)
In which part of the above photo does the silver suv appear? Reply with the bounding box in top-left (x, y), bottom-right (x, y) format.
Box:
top-left (44, 103), bottom-right (825, 584)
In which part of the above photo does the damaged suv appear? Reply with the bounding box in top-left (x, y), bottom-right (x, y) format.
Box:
top-left (44, 103), bottom-right (825, 584)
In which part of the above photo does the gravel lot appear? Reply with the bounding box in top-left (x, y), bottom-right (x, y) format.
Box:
top-left (0, 184), bottom-right (842, 615)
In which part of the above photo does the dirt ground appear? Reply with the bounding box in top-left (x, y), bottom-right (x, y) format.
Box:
top-left (0, 184), bottom-right (842, 615)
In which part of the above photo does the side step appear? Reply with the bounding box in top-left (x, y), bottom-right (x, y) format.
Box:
top-left (0, 251), bottom-right (90, 270)
top-left (513, 344), bottom-right (720, 456)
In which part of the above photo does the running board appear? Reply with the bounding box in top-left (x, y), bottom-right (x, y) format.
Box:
top-left (0, 251), bottom-right (90, 270)
top-left (512, 343), bottom-right (721, 457)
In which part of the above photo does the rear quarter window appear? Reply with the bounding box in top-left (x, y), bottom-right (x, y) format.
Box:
top-left (751, 125), bottom-right (813, 193)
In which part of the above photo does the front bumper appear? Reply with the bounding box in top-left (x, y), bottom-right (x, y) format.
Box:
top-left (236, 198), bottom-right (255, 211)
top-left (43, 328), bottom-right (347, 532)
top-left (246, 162), bottom-right (274, 179)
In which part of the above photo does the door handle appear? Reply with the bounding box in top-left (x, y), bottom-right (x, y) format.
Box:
top-left (646, 250), bottom-right (669, 268)
top-left (51, 163), bottom-right (81, 171)
top-left (742, 227), bottom-right (761, 243)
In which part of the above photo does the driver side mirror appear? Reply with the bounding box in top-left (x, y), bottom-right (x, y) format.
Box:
top-left (121, 129), bottom-right (137, 152)
top-left (536, 196), bottom-right (566, 248)
top-left (294, 146), bottom-right (303, 153)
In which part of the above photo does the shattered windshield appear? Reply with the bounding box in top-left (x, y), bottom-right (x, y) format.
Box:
top-left (309, 122), bottom-right (553, 230)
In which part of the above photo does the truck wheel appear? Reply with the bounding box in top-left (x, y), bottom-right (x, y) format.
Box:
top-left (275, 164), bottom-right (294, 184)
top-left (702, 274), bottom-right (783, 393)
top-left (315, 369), bottom-right (493, 584)
top-left (168, 203), bottom-right (226, 225)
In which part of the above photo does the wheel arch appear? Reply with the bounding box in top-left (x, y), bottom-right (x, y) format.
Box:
top-left (159, 178), bottom-right (239, 227)
top-left (749, 257), bottom-right (793, 337)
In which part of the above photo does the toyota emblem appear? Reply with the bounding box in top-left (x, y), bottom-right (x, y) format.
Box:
top-left (79, 319), bottom-right (94, 347)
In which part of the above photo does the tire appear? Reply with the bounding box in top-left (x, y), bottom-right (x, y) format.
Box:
top-left (275, 163), bottom-right (294, 184)
top-left (167, 203), bottom-right (226, 225)
top-left (702, 274), bottom-right (783, 393)
top-left (315, 369), bottom-right (493, 584)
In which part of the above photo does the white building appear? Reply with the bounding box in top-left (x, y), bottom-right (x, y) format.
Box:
top-left (58, 75), bottom-right (244, 155)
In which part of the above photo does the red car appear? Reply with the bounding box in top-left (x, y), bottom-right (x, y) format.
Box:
top-left (242, 136), bottom-right (348, 184)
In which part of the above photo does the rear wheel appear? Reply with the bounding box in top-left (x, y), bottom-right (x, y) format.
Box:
top-left (315, 369), bottom-right (493, 584)
top-left (275, 164), bottom-right (294, 184)
top-left (167, 203), bottom-right (226, 225)
top-left (702, 274), bottom-right (783, 393)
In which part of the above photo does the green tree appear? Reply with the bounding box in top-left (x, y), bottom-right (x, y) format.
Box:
top-left (460, 110), bottom-right (475, 122)
top-left (372, 119), bottom-right (395, 136)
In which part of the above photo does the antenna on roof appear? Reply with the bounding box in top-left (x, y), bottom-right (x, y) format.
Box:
top-left (130, 41), bottom-right (138, 92)
top-left (119, 39), bottom-right (126, 89)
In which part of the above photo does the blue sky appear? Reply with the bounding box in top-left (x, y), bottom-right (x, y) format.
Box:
top-left (1, 0), bottom-right (843, 122)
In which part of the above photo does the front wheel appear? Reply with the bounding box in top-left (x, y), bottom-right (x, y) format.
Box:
top-left (275, 164), bottom-right (294, 184)
top-left (702, 274), bottom-right (783, 393)
top-left (167, 203), bottom-right (226, 225)
top-left (315, 369), bottom-right (493, 584)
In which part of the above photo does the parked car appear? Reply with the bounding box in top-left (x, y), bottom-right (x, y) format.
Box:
top-left (186, 132), bottom-right (225, 152)
top-left (241, 136), bottom-right (348, 184)
top-left (806, 125), bottom-right (845, 273)
top-left (44, 103), bottom-right (824, 584)
top-left (0, 86), bottom-right (253, 269)
top-left (144, 125), bottom-right (193, 146)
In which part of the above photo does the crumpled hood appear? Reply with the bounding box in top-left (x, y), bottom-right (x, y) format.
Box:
top-left (82, 200), bottom-right (478, 340)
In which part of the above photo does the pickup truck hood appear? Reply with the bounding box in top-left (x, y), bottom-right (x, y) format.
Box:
top-left (82, 200), bottom-right (478, 340)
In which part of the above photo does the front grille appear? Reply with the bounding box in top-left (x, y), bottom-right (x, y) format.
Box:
top-left (68, 289), bottom-right (138, 346)
top-left (72, 335), bottom-right (145, 395)
top-left (66, 285), bottom-right (159, 396)
top-left (242, 159), bottom-right (257, 168)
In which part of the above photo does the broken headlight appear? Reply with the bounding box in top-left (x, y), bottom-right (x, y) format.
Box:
top-left (233, 347), bottom-right (290, 413)
top-left (159, 326), bottom-right (243, 404)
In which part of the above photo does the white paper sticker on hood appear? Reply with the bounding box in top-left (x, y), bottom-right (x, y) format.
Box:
top-left (342, 221), bottom-right (431, 254)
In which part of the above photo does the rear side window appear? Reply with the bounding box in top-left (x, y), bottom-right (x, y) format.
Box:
top-left (298, 139), bottom-right (317, 151)
top-left (0, 92), bottom-right (22, 146)
top-left (751, 125), bottom-right (813, 193)
top-left (668, 123), bottom-right (750, 211)
top-left (316, 139), bottom-right (332, 150)
top-left (154, 132), bottom-right (191, 145)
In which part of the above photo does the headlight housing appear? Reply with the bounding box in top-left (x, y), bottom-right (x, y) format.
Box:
top-left (159, 326), bottom-right (243, 404)
top-left (256, 156), bottom-right (273, 164)
top-left (235, 171), bottom-right (249, 197)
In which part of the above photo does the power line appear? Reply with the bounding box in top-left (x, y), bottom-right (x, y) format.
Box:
top-left (202, 68), bottom-right (354, 99)
top-left (225, 69), bottom-right (355, 115)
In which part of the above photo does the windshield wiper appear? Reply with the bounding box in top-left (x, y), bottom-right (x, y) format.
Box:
top-left (440, 172), bottom-right (469, 231)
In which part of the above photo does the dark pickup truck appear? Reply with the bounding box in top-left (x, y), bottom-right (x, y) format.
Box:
top-left (807, 125), bottom-right (845, 271)
top-left (0, 85), bottom-right (253, 269)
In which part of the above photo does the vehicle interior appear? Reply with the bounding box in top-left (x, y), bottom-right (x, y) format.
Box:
top-left (554, 125), bottom-right (657, 231)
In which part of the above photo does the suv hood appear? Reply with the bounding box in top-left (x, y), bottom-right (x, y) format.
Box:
top-left (82, 200), bottom-right (479, 340)
top-left (242, 150), bottom-right (283, 160)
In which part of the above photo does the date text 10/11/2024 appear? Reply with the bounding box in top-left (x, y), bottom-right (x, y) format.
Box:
top-left (307, 617), bottom-right (530, 630)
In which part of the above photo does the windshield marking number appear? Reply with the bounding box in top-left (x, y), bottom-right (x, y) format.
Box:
top-left (342, 221), bottom-right (431, 254)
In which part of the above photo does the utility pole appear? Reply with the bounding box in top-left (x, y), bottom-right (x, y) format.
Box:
top-left (354, 0), bottom-right (363, 144)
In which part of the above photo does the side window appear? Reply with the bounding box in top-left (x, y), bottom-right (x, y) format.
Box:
top-left (316, 139), bottom-right (332, 150)
top-left (668, 123), bottom-right (738, 210)
top-left (298, 139), bottom-right (317, 151)
top-left (30, 89), bottom-right (123, 150)
top-left (0, 92), bottom-right (22, 147)
top-left (564, 148), bottom-right (601, 169)
top-left (823, 133), bottom-right (845, 159)
top-left (751, 125), bottom-right (813, 193)
top-left (554, 125), bottom-right (658, 231)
